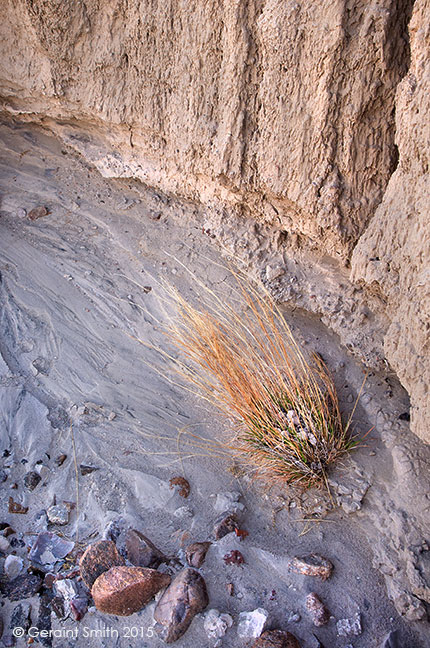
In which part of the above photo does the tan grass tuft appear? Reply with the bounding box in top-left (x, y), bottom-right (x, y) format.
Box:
top-left (159, 269), bottom-right (359, 489)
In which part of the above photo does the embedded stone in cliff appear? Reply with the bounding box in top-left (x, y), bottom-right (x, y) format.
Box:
top-left (154, 568), bottom-right (209, 643)
top-left (252, 629), bottom-right (302, 648)
top-left (79, 540), bottom-right (125, 588)
top-left (92, 566), bottom-right (170, 616)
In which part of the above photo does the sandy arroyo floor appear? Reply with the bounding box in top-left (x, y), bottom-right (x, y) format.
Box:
top-left (0, 116), bottom-right (429, 648)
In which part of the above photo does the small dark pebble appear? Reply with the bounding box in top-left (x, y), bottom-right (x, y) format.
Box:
top-left (80, 465), bottom-right (99, 476)
top-left (0, 469), bottom-right (7, 482)
top-left (44, 573), bottom-right (56, 588)
top-left (70, 597), bottom-right (88, 621)
top-left (398, 412), bottom-right (410, 422)
top-left (185, 541), bottom-right (211, 568)
top-left (55, 454), bottom-right (67, 467)
top-left (213, 512), bottom-right (239, 540)
top-left (50, 596), bottom-right (65, 619)
top-left (9, 536), bottom-right (25, 548)
top-left (24, 471), bottom-right (42, 491)
top-left (223, 549), bottom-right (245, 565)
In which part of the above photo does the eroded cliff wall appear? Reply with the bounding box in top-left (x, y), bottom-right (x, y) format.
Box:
top-left (0, 0), bottom-right (428, 442)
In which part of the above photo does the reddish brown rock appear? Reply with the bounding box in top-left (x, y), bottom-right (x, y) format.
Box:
top-left (289, 554), bottom-right (333, 581)
top-left (92, 566), bottom-right (171, 616)
top-left (213, 512), bottom-right (239, 540)
top-left (28, 206), bottom-right (49, 221)
top-left (121, 529), bottom-right (166, 568)
top-left (185, 541), bottom-right (211, 568)
top-left (154, 568), bottom-right (208, 642)
top-left (305, 592), bottom-right (330, 627)
top-left (79, 540), bottom-right (125, 588)
top-left (252, 629), bottom-right (302, 648)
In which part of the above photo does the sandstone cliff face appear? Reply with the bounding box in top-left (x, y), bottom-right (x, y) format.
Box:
top-left (0, 0), bottom-right (428, 442)
top-left (352, 0), bottom-right (430, 443)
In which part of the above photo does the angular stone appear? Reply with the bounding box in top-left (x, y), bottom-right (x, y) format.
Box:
top-left (119, 529), bottom-right (166, 568)
top-left (3, 574), bottom-right (43, 601)
top-left (80, 464), bottom-right (99, 476)
top-left (24, 471), bottom-right (41, 491)
top-left (237, 608), bottom-right (268, 639)
top-left (289, 554), bottom-right (333, 580)
top-left (4, 555), bottom-right (24, 580)
top-left (213, 512), bottom-right (239, 540)
top-left (70, 597), bottom-right (88, 621)
top-left (8, 497), bottom-right (28, 515)
top-left (79, 540), bottom-right (125, 588)
top-left (92, 566), bottom-right (171, 616)
top-left (185, 541), bottom-right (211, 568)
top-left (47, 505), bottom-right (69, 526)
top-left (154, 568), bottom-right (208, 642)
top-left (305, 593), bottom-right (330, 627)
top-left (252, 629), bottom-right (302, 648)
top-left (29, 532), bottom-right (74, 568)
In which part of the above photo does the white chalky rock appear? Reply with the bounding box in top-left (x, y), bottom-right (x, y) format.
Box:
top-left (337, 612), bottom-right (362, 636)
top-left (0, 536), bottom-right (10, 552)
top-left (204, 609), bottom-right (233, 639)
top-left (237, 608), bottom-right (268, 639)
top-left (4, 554), bottom-right (24, 579)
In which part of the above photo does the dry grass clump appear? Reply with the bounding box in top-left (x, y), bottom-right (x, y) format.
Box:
top-left (161, 271), bottom-right (358, 489)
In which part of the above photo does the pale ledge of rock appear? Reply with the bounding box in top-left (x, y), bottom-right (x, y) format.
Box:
top-left (237, 608), bottom-right (269, 639)
top-left (305, 592), bottom-right (330, 627)
top-left (252, 629), bottom-right (302, 648)
top-left (203, 609), bottom-right (233, 639)
top-left (154, 568), bottom-right (209, 643)
top-left (92, 566), bottom-right (171, 616)
top-left (289, 554), bottom-right (333, 580)
top-left (79, 540), bottom-right (125, 589)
